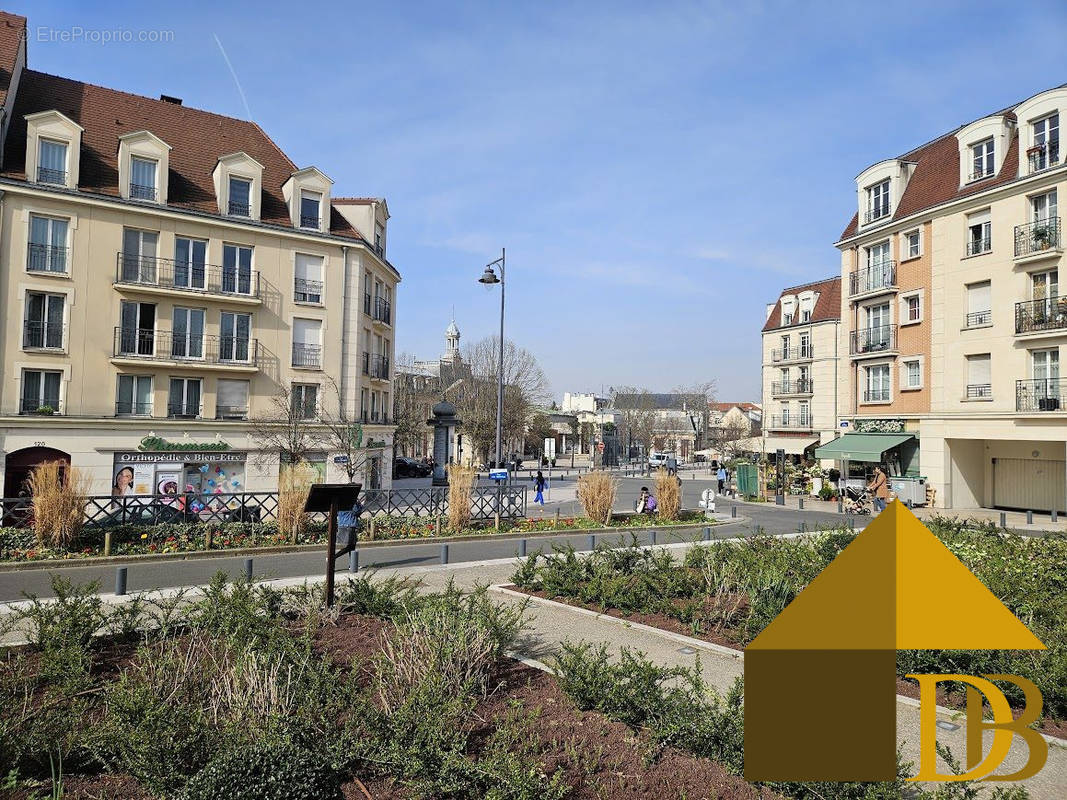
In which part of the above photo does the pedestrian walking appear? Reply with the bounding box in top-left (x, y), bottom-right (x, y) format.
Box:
top-left (667, 455), bottom-right (678, 476)
top-left (534, 470), bottom-right (547, 505)
top-left (868, 466), bottom-right (890, 513)
top-left (717, 464), bottom-right (727, 495)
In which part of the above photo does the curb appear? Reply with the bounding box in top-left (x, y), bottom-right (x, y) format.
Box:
top-left (0, 518), bottom-right (740, 573)
top-left (498, 585), bottom-right (1067, 748)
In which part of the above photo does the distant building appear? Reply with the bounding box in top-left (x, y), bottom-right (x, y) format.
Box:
top-left (560, 392), bottom-right (619, 456)
top-left (613, 392), bottom-right (708, 459)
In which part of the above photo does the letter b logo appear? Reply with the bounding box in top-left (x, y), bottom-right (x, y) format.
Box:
top-left (908, 674), bottom-right (1047, 782)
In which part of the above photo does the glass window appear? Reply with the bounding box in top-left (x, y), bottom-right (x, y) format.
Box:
top-left (37, 139), bottom-right (67, 184)
top-left (216, 379), bottom-right (249, 419)
top-left (130, 157), bottom-right (157, 200)
top-left (300, 192), bottom-right (321, 228)
top-left (121, 228), bottom-right (159, 283)
top-left (117, 375), bottom-right (152, 416)
top-left (294, 253), bottom-right (323, 303)
top-left (21, 369), bottom-right (61, 414)
top-left (175, 237), bottom-right (208, 289)
top-left (867, 179), bottom-right (890, 221)
top-left (1031, 113), bottom-right (1060, 171)
top-left (904, 229), bottom-right (921, 259)
top-left (222, 244), bottom-right (253, 295)
top-left (28, 215), bottom-right (68, 272)
top-left (966, 281), bottom-right (992, 327)
top-left (171, 307), bottom-right (205, 359)
top-left (291, 384), bottom-right (318, 419)
top-left (375, 223), bottom-right (385, 257)
top-left (168, 378), bottom-right (201, 417)
top-left (906, 294), bottom-right (921, 322)
top-left (24, 292), bottom-right (64, 349)
top-left (220, 311), bottom-right (251, 362)
top-left (119, 301), bottom-right (156, 355)
top-left (970, 138), bottom-right (994, 180)
top-left (967, 210), bottom-right (991, 255)
top-left (965, 354), bottom-right (990, 397)
top-left (865, 364), bottom-right (890, 402)
top-left (228, 177), bottom-right (251, 216)
top-left (905, 360), bottom-right (921, 388)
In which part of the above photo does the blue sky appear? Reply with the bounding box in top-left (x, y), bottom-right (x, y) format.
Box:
top-left (14, 0), bottom-right (1067, 401)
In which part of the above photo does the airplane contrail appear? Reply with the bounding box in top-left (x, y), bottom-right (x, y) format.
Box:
top-left (213, 33), bottom-right (252, 120)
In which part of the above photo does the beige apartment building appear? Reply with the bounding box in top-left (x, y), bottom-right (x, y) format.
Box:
top-left (833, 85), bottom-right (1067, 512)
top-left (760, 277), bottom-right (841, 460)
top-left (0, 12), bottom-right (399, 498)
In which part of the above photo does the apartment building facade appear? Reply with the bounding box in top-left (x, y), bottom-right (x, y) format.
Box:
top-left (0, 12), bottom-right (399, 497)
top-left (760, 277), bottom-right (841, 460)
top-left (834, 85), bottom-right (1067, 511)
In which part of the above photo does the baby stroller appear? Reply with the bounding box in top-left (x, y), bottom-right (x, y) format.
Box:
top-left (843, 486), bottom-right (872, 515)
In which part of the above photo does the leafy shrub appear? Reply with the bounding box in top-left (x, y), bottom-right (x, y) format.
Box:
top-left (17, 575), bottom-right (104, 686)
top-left (183, 740), bottom-right (341, 800)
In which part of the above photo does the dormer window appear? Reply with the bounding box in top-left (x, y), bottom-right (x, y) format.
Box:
top-left (300, 191), bottom-right (321, 229)
top-left (375, 223), bottom-right (385, 257)
top-left (969, 138), bottom-right (994, 182)
top-left (1030, 113), bottom-right (1060, 173)
top-left (229, 177), bottom-right (251, 217)
top-left (865, 180), bottom-right (890, 223)
top-left (130, 156), bottom-right (158, 201)
top-left (38, 139), bottom-right (68, 185)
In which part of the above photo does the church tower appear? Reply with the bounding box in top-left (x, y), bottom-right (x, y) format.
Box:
top-left (443, 319), bottom-right (461, 364)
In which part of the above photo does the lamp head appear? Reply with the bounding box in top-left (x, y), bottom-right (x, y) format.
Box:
top-left (478, 266), bottom-right (500, 285)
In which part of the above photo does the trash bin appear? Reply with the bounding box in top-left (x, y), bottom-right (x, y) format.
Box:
top-left (890, 476), bottom-right (926, 507)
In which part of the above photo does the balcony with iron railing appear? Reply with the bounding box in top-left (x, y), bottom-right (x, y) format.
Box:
top-left (770, 344), bottom-right (813, 363)
top-left (363, 352), bottom-right (390, 380)
top-left (130, 183), bottom-right (157, 201)
top-left (294, 278), bottom-right (323, 304)
top-left (1017, 378), bottom-right (1065, 412)
top-left (115, 401), bottom-right (153, 417)
top-left (968, 165), bottom-right (994, 183)
top-left (1014, 217), bottom-right (1061, 261)
top-left (864, 206), bottom-right (889, 225)
top-left (23, 321), bottom-right (65, 350)
top-left (112, 328), bottom-right (260, 369)
top-left (228, 199), bottom-right (250, 217)
top-left (1027, 142), bottom-right (1060, 174)
top-left (363, 292), bottom-right (372, 315)
top-left (292, 342), bottom-right (322, 369)
top-left (966, 384), bottom-right (992, 400)
top-left (965, 310), bottom-right (992, 328)
top-left (766, 414), bottom-right (812, 431)
top-left (27, 242), bottom-right (69, 273)
top-left (862, 388), bottom-right (890, 403)
top-left (361, 412), bottom-right (392, 425)
top-left (850, 324), bottom-right (897, 357)
top-left (167, 402), bottom-right (202, 419)
top-left (849, 262), bottom-right (897, 297)
top-left (1015, 296), bottom-right (1067, 335)
top-left (216, 405), bottom-right (249, 420)
top-left (21, 396), bottom-right (61, 415)
top-left (966, 236), bottom-right (991, 256)
top-left (373, 296), bottom-right (392, 325)
top-left (114, 253), bottom-right (261, 301)
top-left (771, 378), bottom-right (813, 397)
top-left (37, 166), bottom-right (66, 186)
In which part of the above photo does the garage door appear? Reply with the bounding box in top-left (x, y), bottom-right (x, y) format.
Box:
top-left (992, 458), bottom-right (1067, 512)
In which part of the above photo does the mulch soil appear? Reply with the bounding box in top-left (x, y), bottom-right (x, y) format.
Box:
top-left (505, 585), bottom-right (1067, 742)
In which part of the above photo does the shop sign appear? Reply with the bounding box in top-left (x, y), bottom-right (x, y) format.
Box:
top-left (138, 435), bottom-right (231, 452)
top-left (119, 450), bottom-right (246, 464)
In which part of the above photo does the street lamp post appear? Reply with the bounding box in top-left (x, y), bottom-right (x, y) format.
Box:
top-left (478, 248), bottom-right (505, 470)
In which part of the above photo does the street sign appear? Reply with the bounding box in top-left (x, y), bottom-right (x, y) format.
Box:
top-left (489, 469), bottom-right (508, 481)
top-left (334, 455), bottom-right (350, 464)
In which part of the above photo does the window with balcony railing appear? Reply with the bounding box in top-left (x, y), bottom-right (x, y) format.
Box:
top-left (1014, 217), bottom-right (1061, 258)
top-left (966, 384), bottom-right (992, 399)
top-left (294, 278), bottom-right (323, 304)
top-left (23, 321), bottom-right (65, 350)
top-left (849, 261), bottom-right (896, 295)
top-left (1015, 296), bottom-right (1067, 334)
top-left (965, 310), bottom-right (992, 328)
top-left (863, 388), bottom-right (890, 403)
top-left (116, 400), bottom-right (153, 416)
top-left (373, 296), bottom-right (391, 325)
top-left (850, 324), bottom-right (897, 355)
top-left (1016, 378), bottom-right (1063, 411)
top-left (292, 342), bottom-right (322, 369)
top-left (130, 183), bottom-right (157, 201)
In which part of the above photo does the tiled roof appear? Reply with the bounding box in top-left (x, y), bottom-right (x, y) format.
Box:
top-left (1, 68), bottom-right (367, 242)
top-left (0, 12), bottom-right (24, 109)
top-left (762, 276), bottom-right (841, 332)
top-left (709, 401), bottom-right (760, 412)
top-left (613, 393), bottom-right (705, 411)
top-left (839, 101), bottom-right (1036, 240)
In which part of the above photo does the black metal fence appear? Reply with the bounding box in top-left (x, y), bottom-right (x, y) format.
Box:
top-left (0, 486), bottom-right (527, 528)
top-left (1015, 297), bottom-right (1067, 334)
top-left (1014, 217), bottom-right (1061, 258)
top-left (849, 261), bottom-right (896, 296)
top-left (850, 324), bottom-right (897, 355)
top-left (1016, 378), bottom-right (1064, 412)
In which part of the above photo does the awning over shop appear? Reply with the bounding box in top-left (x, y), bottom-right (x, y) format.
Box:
top-left (813, 433), bottom-right (914, 463)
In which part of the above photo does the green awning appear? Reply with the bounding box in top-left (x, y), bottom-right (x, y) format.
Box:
top-left (813, 433), bottom-right (914, 463)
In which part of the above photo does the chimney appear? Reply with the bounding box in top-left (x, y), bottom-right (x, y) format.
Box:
top-left (160, 94), bottom-right (183, 105)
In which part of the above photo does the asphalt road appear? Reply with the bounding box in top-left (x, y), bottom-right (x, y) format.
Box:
top-left (0, 492), bottom-right (865, 602)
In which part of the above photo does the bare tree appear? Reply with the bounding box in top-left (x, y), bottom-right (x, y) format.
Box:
top-left (247, 384), bottom-right (330, 467)
top-left (392, 354), bottom-right (437, 458)
top-left (709, 418), bottom-right (755, 461)
top-left (612, 386), bottom-right (658, 456)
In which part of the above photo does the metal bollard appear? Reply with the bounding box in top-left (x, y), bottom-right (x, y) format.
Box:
top-left (519, 538), bottom-right (527, 557)
top-left (115, 566), bottom-right (128, 596)
top-left (244, 558), bottom-right (253, 581)
top-left (702, 526), bottom-right (711, 541)
top-left (104, 530), bottom-right (112, 557)
top-left (349, 548), bottom-right (359, 572)
top-left (731, 505), bottom-right (737, 518)
top-left (799, 497), bottom-right (804, 510)
top-left (849, 517), bottom-right (855, 531)
top-left (776, 493), bottom-right (785, 506)
top-left (649, 529), bottom-right (657, 546)
top-left (799, 521), bottom-right (807, 533)
top-left (440, 543), bottom-right (449, 564)
top-left (1000, 512), bottom-right (1007, 528)
top-left (1027, 510), bottom-right (1033, 525)
top-left (838, 499), bottom-right (843, 514)
top-left (587, 534), bottom-right (596, 551)
top-left (1053, 509), bottom-right (1059, 523)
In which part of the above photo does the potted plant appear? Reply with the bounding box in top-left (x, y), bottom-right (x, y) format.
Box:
top-left (1032, 224), bottom-right (1054, 251)
top-left (35, 405), bottom-right (56, 416)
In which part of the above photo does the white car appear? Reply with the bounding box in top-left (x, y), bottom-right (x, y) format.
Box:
top-left (648, 452), bottom-right (670, 469)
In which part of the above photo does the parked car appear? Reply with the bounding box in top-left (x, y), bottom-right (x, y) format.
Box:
top-left (648, 452), bottom-right (670, 469)
top-left (393, 457), bottom-right (431, 479)
top-left (90, 501), bottom-right (188, 527)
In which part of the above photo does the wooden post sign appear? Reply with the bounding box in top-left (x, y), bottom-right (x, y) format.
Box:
top-left (303, 483), bottom-right (362, 607)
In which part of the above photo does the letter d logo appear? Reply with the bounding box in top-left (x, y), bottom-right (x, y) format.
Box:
top-left (908, 674), bottom-right (1047, 782)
